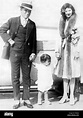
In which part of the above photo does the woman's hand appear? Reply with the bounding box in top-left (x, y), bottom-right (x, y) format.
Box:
top-left (74, 52), bottom-right (80, 60)
top-left (62, 39), bottom-right (66, 48)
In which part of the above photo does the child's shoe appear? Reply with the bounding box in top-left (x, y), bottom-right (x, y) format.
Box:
top-left (44, 100), bottom-right (52, 105)
top-left (37, 99), bottom-right (42, 105)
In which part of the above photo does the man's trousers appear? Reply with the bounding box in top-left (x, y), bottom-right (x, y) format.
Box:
top-left (10, 50), bottom-right (31, 100)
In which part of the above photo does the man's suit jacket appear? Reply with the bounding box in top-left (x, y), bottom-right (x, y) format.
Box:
top-left (0, 16), bottom-right (37, 55)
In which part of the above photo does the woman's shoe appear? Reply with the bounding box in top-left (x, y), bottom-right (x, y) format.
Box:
top-left (70, 97), bottom-right (75, 106)
top-left (59, 96), bottom-right (69, 104)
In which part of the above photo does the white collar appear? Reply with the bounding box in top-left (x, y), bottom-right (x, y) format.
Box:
top-left (20, 16), bottom-right (28, 27)
top-left (20, 16), bottom-right (28, 21)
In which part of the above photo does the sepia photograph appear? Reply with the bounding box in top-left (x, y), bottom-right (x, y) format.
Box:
top-left (0, 0), bottom-right (83, 116)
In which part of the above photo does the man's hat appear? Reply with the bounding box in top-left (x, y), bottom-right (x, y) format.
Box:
top-left (20, 0), bottom-right (33, 10)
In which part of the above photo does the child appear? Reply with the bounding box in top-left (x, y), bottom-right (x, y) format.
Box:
top-left (33, 54), bottom-right (53, 105)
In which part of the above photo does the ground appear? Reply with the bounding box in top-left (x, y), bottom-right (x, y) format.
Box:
top-left (0, 90), bottom-right (83, 110)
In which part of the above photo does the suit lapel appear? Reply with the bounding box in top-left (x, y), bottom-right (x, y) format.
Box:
top-left (16, 16), bottom-right (20, 33)
top-left (10, 17), bottom-right (20, 39)
top-left (11, 16), bottom-right (20, 34)
top-left (12, 17), bottom-right (33, 42)
top-left (26, 19), bottom-right (33, 42)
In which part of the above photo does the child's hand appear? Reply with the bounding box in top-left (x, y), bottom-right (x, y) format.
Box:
top-left (55, 52), bottom-right (61, 60)
top-left (29, 53), bottom-right (36, 62)
top-left (55, 52), bottom-right (60, 57)
top-left (32, 62), bottom-right (36, 67)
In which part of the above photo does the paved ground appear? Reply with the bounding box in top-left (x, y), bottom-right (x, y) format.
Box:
top-left (0, 91), bottom-right (83, 111)
top-left (0, 91), bottom-right (83, 117)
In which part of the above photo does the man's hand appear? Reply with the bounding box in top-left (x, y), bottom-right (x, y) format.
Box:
top-left (8, 38), bottom-right (15, 46)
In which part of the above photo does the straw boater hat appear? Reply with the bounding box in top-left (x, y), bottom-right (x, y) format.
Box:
top-left (20, 0), bottom-right (33, 10)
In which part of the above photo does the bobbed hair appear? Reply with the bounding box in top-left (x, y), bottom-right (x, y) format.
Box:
top-left (61, 3), bottom-right (76, 20)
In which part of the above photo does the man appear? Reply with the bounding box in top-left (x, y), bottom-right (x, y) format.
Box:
top-left (0, 0), bottom-right (37, 109)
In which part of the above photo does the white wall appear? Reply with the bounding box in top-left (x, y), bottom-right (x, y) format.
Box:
top-left (0, 0), bottom-right (83, 85)
top-left (0, 0), bottom-right (83, 27)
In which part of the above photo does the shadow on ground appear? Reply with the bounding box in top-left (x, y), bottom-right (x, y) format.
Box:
top-left (0, 90), bottom-right (62, 106)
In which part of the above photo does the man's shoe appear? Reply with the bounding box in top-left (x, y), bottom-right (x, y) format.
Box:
top-left (13, 103), bottom-right (21, 109)
top-left (24, 102), bottom-right (33, 109)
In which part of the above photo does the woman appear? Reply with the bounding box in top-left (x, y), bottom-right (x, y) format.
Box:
top-left (54, 3), bottom-right (80, 105)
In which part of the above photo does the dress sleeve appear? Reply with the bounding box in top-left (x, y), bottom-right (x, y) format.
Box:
top-left (59, 16), bottom-right (66, 39)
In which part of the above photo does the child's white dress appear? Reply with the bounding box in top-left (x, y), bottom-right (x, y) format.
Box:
top-left (35, 64), bottom-right (53, 92)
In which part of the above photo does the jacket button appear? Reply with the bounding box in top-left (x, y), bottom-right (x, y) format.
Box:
top-left (15, 32), bottom-right (17, 35)
top-left (28, 65), bottom-right (30, 67)
top-left (15, 75), bottom-right (17, 78)
top-left (28, 43), bottom-right (30, 45)
top-left (15, 54), bottom-right (17, 57)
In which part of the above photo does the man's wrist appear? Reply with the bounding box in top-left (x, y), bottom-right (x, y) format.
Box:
top-left (8, 38), bottom-right (15, 46)
top-left (8, 38), bottom-right (12, 43)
